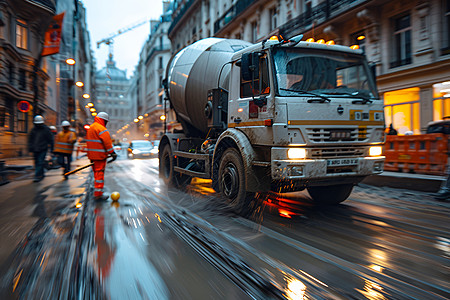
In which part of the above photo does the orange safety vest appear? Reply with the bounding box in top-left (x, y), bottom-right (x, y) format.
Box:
top-left (54, 130), bottom-right (77, 154)
top-left (86, 116), bottom-right (114, 160)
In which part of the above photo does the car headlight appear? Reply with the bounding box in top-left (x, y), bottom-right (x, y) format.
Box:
top-left (369, 146), bottom-right (383, 156)
top-left (150, 148), bottom-right (158, 154)
top-left (287, 148), bottom-right (306, 159)
top-left (132, 149), bottom-right (141, 154)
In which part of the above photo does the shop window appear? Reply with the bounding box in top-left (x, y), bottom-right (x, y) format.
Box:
top-left (442, 0), bottom-right (450, 55)
top-left (16, 19), bottom-right (28, 49)
top-left (390, 14), bottom-right (412, 68)
top-left (384, 87), bottom-right (420, 134)
top-left (432, 82), bottom-right (450, 120)
top-left (0, 102), bottom-right (13, 131)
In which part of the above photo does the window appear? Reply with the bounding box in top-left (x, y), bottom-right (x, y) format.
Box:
top-left (443, 0), bottom-right (450, 54)
top-left (16, 19), bottom-right (28, 49)
top-left (240, 56), bottom-right (270, 99)
top-left (384, 87), bottom-right (420, 134)
top-left (432, 82), bottom-right (450, 120)
top-left (17, 111), bottom-right (27, 132)
top-left (270, 7), bottom-right (277, 31)
top-left (251, 21), bottom-right (258, 43)
top-left (390, 14), bottom-right (412, 68)
top-left (18, 69), bottom-right (26, 90)
top-left (8, 64), bottom-right (14, 84)
top-left (0, 101), bottom-right (13, 131)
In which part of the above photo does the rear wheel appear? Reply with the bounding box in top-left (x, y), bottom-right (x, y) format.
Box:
top-left (307, 184), bottom-right (354, 205)
top-left (218, 148), bottom-right (254, 215)
top-left (159, 144), bottom-right (191, 188)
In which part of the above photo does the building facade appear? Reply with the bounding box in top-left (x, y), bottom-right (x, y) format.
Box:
top-left (126, 1), bottom-right (173, 141)
top-left (168, 0), bottom-right (450, 134)
top-left (95, 56), bottom-right (132, 138)
top-left (0, 0), bottom-right (55, 158)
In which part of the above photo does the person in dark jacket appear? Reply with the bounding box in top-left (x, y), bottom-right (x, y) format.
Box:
top-left (28, 115), bottom-right (54, 182)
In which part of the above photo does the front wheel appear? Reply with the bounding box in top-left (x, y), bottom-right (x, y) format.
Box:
top-left (307, 184), bottom-right (354, 205)
top-left (218, 148), bottom-right (254, 215)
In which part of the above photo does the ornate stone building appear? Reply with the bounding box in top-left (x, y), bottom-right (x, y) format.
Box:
top-left (168, 0), bottom-right (450, 134)
top-left (0, 0), bottom-right (55, 158)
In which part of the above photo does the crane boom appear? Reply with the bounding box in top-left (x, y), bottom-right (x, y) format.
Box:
top-left (96, 19), bottom-right (149, 48)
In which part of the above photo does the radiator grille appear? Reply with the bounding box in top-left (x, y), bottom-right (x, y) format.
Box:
top-left (306, 127), bottom-right (370, 143)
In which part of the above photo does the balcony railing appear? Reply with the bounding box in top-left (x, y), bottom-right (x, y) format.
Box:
top-left (168, 0), bottom-right (195, 36)
top-left (145, 44), bottom-right (171, 65)
top-left (28, 0), bottom-right (56, 12)
top-left (279, 0), bottom-right (367, 38)
top-left (214, 0), bottom-right (258, 34)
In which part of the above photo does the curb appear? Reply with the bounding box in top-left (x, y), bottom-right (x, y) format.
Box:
top-left (362, 172), bottom-right (445, 192)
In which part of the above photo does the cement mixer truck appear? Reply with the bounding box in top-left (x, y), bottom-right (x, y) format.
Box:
top-left (159, 35), bottom-right (385, 213)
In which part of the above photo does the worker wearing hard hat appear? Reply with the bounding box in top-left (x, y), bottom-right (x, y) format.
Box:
top-left (28, 115), bottom-right (54, 182)
top-left (86, 112), bottom-right (117, 201)
top-left (54, 121), bottom-right (77, 179)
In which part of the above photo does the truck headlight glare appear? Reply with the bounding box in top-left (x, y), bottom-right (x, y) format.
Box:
top-left (288, 148), bottom-right (306, 159)
top-left (369, 146), bottom-right (382, 156)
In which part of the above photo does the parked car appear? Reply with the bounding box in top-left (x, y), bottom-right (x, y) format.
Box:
top-left (426, 118), bottom-right (450, 135)
top-left (127, 140), bottom-right (156, 159)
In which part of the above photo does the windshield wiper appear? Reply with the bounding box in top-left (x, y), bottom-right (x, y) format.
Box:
top-left (280, 88), bottom-right (331, 103)
top-left (313, 89), bottom-right (376, 104)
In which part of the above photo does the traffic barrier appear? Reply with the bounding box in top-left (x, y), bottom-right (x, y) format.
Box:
top-left (384, 133), bottom-right (448, 175)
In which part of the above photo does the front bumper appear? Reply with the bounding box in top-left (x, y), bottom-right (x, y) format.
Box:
top-left (271, 152), bottom-right (385, 181)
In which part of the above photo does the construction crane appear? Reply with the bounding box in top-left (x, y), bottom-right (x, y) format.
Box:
top-left (96, 19), bottom-right (149, 59)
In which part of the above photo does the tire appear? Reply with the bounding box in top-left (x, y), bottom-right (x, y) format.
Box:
top-left (307, 184), bottom-right (354, 205)
top-left (159, 144), bottom-right (191, 188)
top-left (218, 148), bottom-right (254, 215)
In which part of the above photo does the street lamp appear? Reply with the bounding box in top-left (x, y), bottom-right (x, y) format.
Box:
top-left (138, 115), bottom-right (143, 120)
top-left (82, 93), bottom-right (90, 99)
top-left (90, 108), bottom-right (96, 112)
top-left (134, 118), bottom-right (139, 123)
top-left (65, 58), bottom-right (76, 65)
top-left (75, 81), bottom-right (84, 87)
top-left (87, 102), bottom-right (94, 107)
top-left (160, 115), bottom-right (166, 121)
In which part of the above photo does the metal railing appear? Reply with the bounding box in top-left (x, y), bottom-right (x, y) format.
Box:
top-left (168, 0), bottom-right (196, 35)
top-left (214, 0), bottom-right (258, 34)
top-left (279, 0), bottom-right (367, 38)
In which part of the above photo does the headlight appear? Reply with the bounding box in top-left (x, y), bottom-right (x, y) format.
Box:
top-left (369, 146), bottom-right (383, 156)
top-left (150, 148), bottom-right (158, 154)
top-left (132, 149), bottom-right (141, 154)
top-left (287, 148), bottom-right (306, 159)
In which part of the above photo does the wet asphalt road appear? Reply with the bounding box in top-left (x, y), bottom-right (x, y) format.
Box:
top-left (1, 151), bottom-right (449, 299)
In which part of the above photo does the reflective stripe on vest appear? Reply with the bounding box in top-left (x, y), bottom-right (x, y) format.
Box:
top-left (99, 130), bottom-right (108, 135)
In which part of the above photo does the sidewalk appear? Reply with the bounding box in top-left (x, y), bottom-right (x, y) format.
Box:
top-left (0, 156), bottom-right (93, 297)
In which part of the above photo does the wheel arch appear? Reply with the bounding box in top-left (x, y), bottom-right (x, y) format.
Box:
top-left (212, 128), bottom-right (263, 192)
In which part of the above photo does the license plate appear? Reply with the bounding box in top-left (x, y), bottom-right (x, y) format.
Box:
top-left (142, 153), bottom-right (150, 156)
top-left (327, 158), bottom-right (358, 166)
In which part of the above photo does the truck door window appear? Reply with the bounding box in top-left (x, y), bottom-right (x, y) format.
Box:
top-left (240, 57), bottom-right (270, 98)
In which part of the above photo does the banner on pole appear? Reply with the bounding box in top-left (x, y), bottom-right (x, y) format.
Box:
top-left (41, 12), bottom-right (65, 57)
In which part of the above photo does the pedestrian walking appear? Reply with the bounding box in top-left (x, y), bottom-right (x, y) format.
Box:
top-left (86, 112), bottom-right (117, 201)
top-left (54, 121), bottom-right (77, 179)
top-left (28, 115), bottom-right (54, 182)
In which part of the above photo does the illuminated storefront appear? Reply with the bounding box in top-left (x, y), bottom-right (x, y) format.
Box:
top-left (384, 87), bottom-right (421, 135)
top-left (432, 82), bottom-right (450, 121)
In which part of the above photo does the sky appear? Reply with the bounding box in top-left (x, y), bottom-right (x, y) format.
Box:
top-left (82, 0), bottom-right (164, 78)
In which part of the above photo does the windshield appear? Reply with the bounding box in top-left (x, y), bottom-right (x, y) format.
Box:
top-left (273, 48), bottom-right (378, 100)
top-left (132, 141), bottom-right (152, 149)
